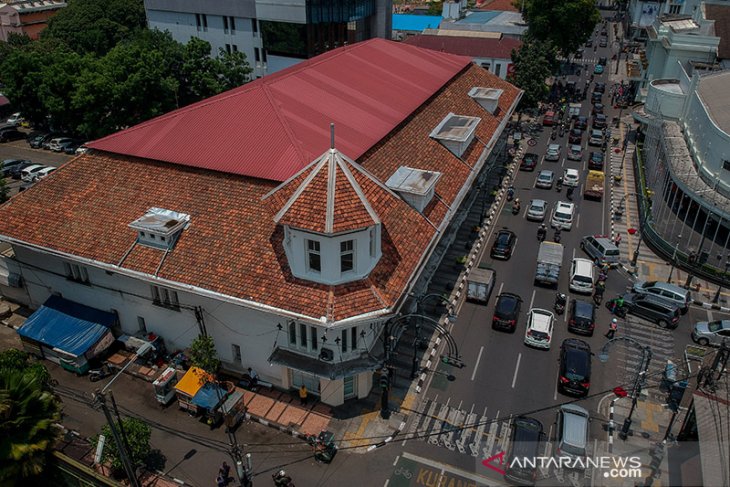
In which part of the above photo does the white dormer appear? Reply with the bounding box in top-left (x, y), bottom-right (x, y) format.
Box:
top-left (129, 207), bottom-right (190, 250)
top-left (385, 166), bottom-right (442, 213)
top-left (468, 87), bottom-right (503, 115)
top-left (429, 112), bottom-right (481, 158)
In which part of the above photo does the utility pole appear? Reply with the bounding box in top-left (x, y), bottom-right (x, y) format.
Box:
top-left (94, 392), bottom-right (141, 487)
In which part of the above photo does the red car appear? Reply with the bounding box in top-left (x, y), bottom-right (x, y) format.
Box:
top-left (542, 111), bottom-right (557, 126)
top-left (520, 153), bottom-right (539, 171)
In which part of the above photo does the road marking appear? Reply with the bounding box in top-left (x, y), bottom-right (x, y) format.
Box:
top-left (564, 295), bottom-right (570, 323)
top-left (470, 403), bottom-right (475, 415)
top-left (601, 178), bottom-right (606, 235)
top-left (512, 236), bottom-right (518, 255)
top-left (576, 212), bottom-right (581, 229)
top-left (400, 452), bottom-right (498, 485)
top-left (572, 248), bottom-right (576, 260)
top-left (511, 353), bottom-right (522, 388)
top-left (707, 309), bottom-right (714, 322)
top-left (529, 289), bottom-right (536, 309)
top-left (471, 346), bottom-right (484, 381)
top-left (497, 281), bottom-right (504, 297)
top-left (562, 157), bottom-right (566, 167)
top-left (384, 480), bottom-right (389, 487)
top-left (393, 456), bottom-right (399, 466)
top-left (457, 400), bottom-right (463, 410)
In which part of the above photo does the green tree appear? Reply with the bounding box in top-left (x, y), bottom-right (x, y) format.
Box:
top-left (0, 163), bottom-right (9, 204)
top-left (189, 335), bottom-right (220, 374)
top-left (42, 0), bottom-right (146, 56)
top-left (217, 48), bottom-right (254, 91)
top-left (522, 0), bottom-right (600, 56)
top-left (508, 37), bottom-right (556, 109)
top-left (95, 418), bottom-right (151, 476)
top-left (0, 366), bottom-right (61, 483)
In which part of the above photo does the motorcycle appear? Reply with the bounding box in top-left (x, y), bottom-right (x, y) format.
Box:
top-left (553, 228), bottom-right (561, 243)
top-left (556, 179), bottom-right (563, 192)
top-left (566, 187), bottom-right (574, 200)
top-left (554, 293), bottom-right (567, 315)
top-left (506, 186), bottom-right (515, 202)
top-left (512, 202), bottom-right (521, 215)
top-left (89, 364), bottom-right (112, 382)
top-left (593, 287), bottom-right (604, 305)
top-left (273, 470), bottom-right (295, 487)
top-left (551, 130), bottom-right (557, 141)
top-left (606, 299), bottom-right (627, 317)
top-left (537, 227), bottom-right (547, 242)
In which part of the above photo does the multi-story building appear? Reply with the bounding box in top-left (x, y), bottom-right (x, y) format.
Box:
top-left (144, 0), bottom-right (392, 77)
top-left (626, 0), bottom-right (703, 38)
top-left (0, 39), bottom-right (521, 406)
top-left (0, 0), bottom-right (66, 41)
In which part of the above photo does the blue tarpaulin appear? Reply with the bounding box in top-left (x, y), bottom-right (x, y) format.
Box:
top-left (191, 383), bottom-right (227, 411)
top-left (392, 14), bottom-right (442, 32)
top-left (18, 295), bottom-right (116, 357)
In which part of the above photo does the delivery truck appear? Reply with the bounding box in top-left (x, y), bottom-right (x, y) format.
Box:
top-left (583, 170), bottom-right (605, 201)
top-left (535, 242), bottom-right (564, 287)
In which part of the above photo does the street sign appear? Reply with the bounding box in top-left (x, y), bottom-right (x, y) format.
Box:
top-left (94, 434), bottom-right (106, 465)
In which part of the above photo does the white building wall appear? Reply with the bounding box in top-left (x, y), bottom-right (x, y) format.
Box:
top-left (7, 245), bottom-right (383, 405)
top-left (474, 56), bottom-right (511, 80)
top-left (682, 90), bottom-right (730, 191)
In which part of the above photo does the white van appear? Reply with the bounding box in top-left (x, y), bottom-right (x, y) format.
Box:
top-left (551, 201), bottom-right (575, 230)
top-left (569, 258), bottom-right (595, 294)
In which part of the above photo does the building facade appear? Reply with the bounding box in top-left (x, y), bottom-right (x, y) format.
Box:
top-left (144, 0), bottom-right (392, 77)
top-left (0, 0), bottom-right (66, 41)
top-left (0, 39), bottom-right (521, 406)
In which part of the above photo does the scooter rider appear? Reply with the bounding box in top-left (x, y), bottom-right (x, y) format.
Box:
top-left (556, 177), bottom-right (564, 191)
top-left (537, 224), bottom-right (547, 241)
top-left (512, 198), bottom-right (521, 214)
top-left (553, 226), bottom-right (562, 242)
top-left (566, 186), bottom-right (574, 200)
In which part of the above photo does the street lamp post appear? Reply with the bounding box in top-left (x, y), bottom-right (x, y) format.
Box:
top-left (712, 256), bottom-right (730, 303)
top-left (666, 237), bottom-right (682, 283)
top-left (598, 337), bottom-right (653, 441)
top-left (410, 293), bottom-right (456, 379)
top-left (94, 342), bottom-right (155, 487)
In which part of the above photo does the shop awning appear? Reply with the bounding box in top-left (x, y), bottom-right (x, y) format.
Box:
top-left (191, 382), bottom-right (227, 411)
top-left (174, 366), bottom-right (210, 397)
top-left (17, 295), bottom-right (116, 358)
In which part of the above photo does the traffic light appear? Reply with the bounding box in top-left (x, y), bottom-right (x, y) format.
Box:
top-left (379, 373), bottom-right (389, 390)
top-left (441, 356), bottom-right (465, 368)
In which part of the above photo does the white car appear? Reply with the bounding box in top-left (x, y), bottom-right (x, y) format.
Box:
top-left (551, 201), bottom-right (576, 230)
top-left (563, 168), bottom-right (580, 187)
top-left (545, 144), bottom-right (561, 162)
top-left (6, 112), bottom-right (22, 126)
top-left (527, 199), bottom-right (547, 222)
top-left (524, 308), bottom-right (555, 349)
top-left (21, 164), bottom-right (46, 182)
top-left (48, 137), bottom-right (73, 152)
top-left (35, 166), bottom-right (56, 179)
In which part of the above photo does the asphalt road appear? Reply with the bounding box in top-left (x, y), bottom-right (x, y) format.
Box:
top-left (0, 135), bottom-right (73, 195)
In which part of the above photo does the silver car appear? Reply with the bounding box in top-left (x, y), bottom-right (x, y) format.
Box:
top-left (527, 199), bottom-right (547, 221)
top-left (691, 320), bottom-right (730, 346)
top-left (546, 144), bottom-right (561, 162)
top-left (535, 170), bottom-right (554, 189)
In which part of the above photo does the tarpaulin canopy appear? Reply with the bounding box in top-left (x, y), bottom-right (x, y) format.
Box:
top-left (18, 295), bottom-right (116, 358)
top-left (191, 382), bottom-right (227, 411)
top-left (174, 367), bottom-right (210, 397)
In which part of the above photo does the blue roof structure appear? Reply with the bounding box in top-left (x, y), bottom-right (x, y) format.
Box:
top-left (191, 383), bottom-right (228, 411)
top-left (393, 14), bottom-right (443, 32)
top-left (18, 296), bottom-right (116, 357)
top-left (455, 11), bottom-right (501, 24)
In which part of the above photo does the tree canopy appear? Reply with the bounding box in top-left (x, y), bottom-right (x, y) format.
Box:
top-left (95, 417), bottom-right (151, 476)
top-left (0, 350), bottom-right (61, 483)
top-left (508, 37), bottom-right (556, 109)
top-left (521, 0), bottom-right (600, 56)
top-left (189, 335), bottom-right (220, 375)
top-left (0, 0), bottom-right (252, 139)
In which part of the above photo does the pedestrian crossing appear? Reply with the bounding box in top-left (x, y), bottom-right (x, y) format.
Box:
top-left (405, 397), bottom-right (591, 484)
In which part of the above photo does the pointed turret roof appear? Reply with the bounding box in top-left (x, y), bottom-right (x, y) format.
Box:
top-left (264, 142), bottom-right (387, 234)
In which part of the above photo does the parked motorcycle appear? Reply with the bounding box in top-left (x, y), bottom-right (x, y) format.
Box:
top-left (273, 470), bottom-right (295, 487)
top-left (89, 364), bottom-right (112, 382)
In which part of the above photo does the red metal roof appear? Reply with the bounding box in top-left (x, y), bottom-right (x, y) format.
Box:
top-left (476, 0), bottom-right (519, 12)
top-left (402, 34), bottom-right (521, 60)
top-left (88, 38), bottom-right (472, 182)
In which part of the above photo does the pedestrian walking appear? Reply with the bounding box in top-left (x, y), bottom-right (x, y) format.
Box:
top-left (605, 318), bottom-right (618, 339)
top-left (219, 462), bottom-right (231, 481)
top-left (614, 233), bottom-right (622, 247)
top-left (299, 384), bottom-right (308, 405)
top-left (216, 474), bottom-right (227, 487)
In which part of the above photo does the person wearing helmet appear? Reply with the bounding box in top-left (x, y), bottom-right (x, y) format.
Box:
top-left (606, 318), bottom-right (618, 339)
top-left (512, 198), bottom-right (521, 214)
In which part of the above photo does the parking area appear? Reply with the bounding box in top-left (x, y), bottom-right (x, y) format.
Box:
top-left (1, 136), bottom-right (75, 196)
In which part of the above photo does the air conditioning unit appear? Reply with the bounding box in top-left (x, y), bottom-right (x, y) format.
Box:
top-left (319, 348), bottom-right (334, 362)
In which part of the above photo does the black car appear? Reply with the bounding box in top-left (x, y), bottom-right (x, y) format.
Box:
top-left (520, 152), bottom-right (539, 172)
top-left (588, 151), bottom-right (604, 170)
top-left (1, 158), bottom-right (31, 177)
top-left (0, 127), bottom-right (24, 143)
top-left (598, 57), bottom-right (607, 66)
top-left (574, 116), bottom-right (588, 130)
top-left (63, 141), bottom-right (83, 154)
top-left (504, 416), bottom-right (543, 485)
top-left (29, 133), bottom-right (58, 149)
top-left (8, 161), bottom-right (34, 180)
top-left (594, 82), bottom-right (606, 94)
top-left (585, 38), bottom-right (593, 47)
top-left (491, 229), bottom-right (516, 260)
top-left (599, 38), bottom-right (607, 48)
top-left (592, 103), bottom-right (604, 115)
top-left (593, 114), bottom-right (607, 129)
top-left (568, 299), bottom-right (596, 335)
top-left (575, 48), bottom-right (584, 59)
top-left (620, 293), bottom-right (681, 329)
top-left (492, 292), bottom-right (522, 332)
top-left (558, 338), bottom-right (592, 396)
top-left (591, 92), bottom-right (602, 104)
top-left (568, 128), bottom-right (583, 145)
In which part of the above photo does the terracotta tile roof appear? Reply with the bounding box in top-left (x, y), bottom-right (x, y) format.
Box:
top-left (266, 147), bottom-right (382, 234)
top-left (476, 0), bottom-right (519, 12)
top-left (0, 64), bottom-right (520, 322)
top-left (402, 34), bottom-right (521, 61)
top-left (706, 4), bottom-right (730, 60)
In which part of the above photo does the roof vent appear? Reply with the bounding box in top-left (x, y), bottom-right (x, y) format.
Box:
top-left (129, 207), bottom-right (190, 250)
top-left (385, 166), bottom-right (442, 212)
top-left (429, 112), bottom-right (481, 158)
top-left (468, 87), bottom-right (503, 115)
